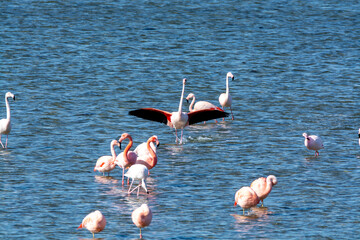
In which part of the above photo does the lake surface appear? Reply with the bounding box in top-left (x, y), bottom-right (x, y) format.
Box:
top-left (1, 0), bottom-right (360, 239)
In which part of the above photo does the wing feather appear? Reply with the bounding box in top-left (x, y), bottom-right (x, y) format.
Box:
top-left (129, 108), bottom-right (172, 125)
top-left (187, 109), bottom-right (229, 125)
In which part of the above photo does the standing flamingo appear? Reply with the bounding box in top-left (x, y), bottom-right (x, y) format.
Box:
top-left (114, 133), bottom-right (137, 185)
top-left (77, 210), bottom-right (106, 238)
top-left (250, 175), bottom-right (278, 207)
top-left (132, 204), bottom-right (152, 239)
top-left (129, 78), bottom-right (228, 144)
top-left (186, 93), bottom-right (223, 123)
top-left (94, 140), bottom-right (120, 176)
top-left (0, 92), bottom-right (15, 148)
top-left (303, 132), bottom-right (324, 156)
top-left (125, 164), bottom-right (149, 196)
top-left (218, 72), bottom-right (235, 120)
top-left (234, 186), bottom-right (260, 215)
top-left (134, 135), bottom-right (160, 171)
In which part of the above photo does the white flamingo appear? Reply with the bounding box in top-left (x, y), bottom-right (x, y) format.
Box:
top-left (302, 132), bottom-right (324, 156)
top-left (219, 72), bottom-right (235, 120)
top-left (129, 78), bottom-right (228, 144)
top-left (94, 140), bottom-right (120, 176)
top-left (0, 92), bottom-right (15, 148)
top-left (125, 164), bottom-right (149, 196)
top-left (186, 93), bottom-right (223, 123)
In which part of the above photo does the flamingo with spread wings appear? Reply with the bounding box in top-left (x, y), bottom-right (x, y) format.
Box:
top-left (129, 78), bottom-right (228, 144)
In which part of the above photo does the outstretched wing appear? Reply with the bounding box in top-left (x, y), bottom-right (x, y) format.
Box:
top-left (187, 109), bottom-right (229, 125)
top-left (129, 108), bottom-right (172, 125)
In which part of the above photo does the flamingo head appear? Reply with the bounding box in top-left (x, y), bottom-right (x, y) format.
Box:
top-left (302, 132), bottom-right (310, 141)
top-left (186, 93), bottom-right (195, 103)
top-left (149, 135), bottom-right (160, 147)
top-left (5, 92), bottom-right (15, 101)
top-left (227, 72), bottom-right (234, 80)
top-left (267, 175), bottom-right (278, 186)
top-left (183, 78), bottom-right (187, 85)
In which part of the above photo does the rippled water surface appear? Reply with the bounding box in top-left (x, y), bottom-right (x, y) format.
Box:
top-left (1, 0), bottom-right (360, 239)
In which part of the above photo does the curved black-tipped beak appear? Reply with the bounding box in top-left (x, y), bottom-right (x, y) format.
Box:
top-left (186, 99), bottom-right (189, 103)
top-left (146, 191), bottom-right (149, 194)
top-left (13, 96), bottom-right (16, 101)
top-left (157, 143), bottom-right (160, 147)
top-left (119, 142), bottom-right (122, 150)
top-left (232, 76), bottom-right (235, 80)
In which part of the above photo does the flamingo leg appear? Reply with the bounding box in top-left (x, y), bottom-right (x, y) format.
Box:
top-left (122, 167), bottom-right (125, 186)
top-left (137, 180), bottom-right (141, 196)
top-left (243, 208), bottom-right (245, 215)
top-left (128, 178), bottom-right (135, 193)
top-left (261, 200), bottom-right (264, 207)
top-left (0, 135), bottom-right (4, 148)
top-left (92, 232), bottom-right (95, 238)
top-left (139, 227), bottom-right (142, 239)
top-left (174, 129), bottom-right (179, 143)
top-left (180, 129), bottom-right (184, 144)
top-left (230, 107), bottom-right (234, 120)
top-left (222, 107), bottom-right (225, 121)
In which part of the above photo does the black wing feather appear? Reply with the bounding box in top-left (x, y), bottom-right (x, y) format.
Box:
top-left (188, 109), bottom-right (229, 125)
top-left (128, 108), bottom-right (170, 125)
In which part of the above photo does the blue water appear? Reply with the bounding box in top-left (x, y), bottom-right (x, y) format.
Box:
top-left (1, 0), bottom-right (360, 239)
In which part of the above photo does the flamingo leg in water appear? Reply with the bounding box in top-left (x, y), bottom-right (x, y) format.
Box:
top-left (230, 107), bottom-right (234, 120)
top-left (122, 167), bottom-right (125, 186)
top-left (180, 129), bottom-right (184, 144)
top-left (0, 135), bottom-right (4, 148)
top-left (128, 178), bottom-right (135, 193)
top-left (139, 228), bottom-right (142, 239)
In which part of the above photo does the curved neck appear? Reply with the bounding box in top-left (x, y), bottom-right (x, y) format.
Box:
top-left (5, 97), bottom-right (11, 120)
top-left (226, 75), bottom-right (230, 94)
top-left (189, 96), bottom-right (195, 112)
top-left (110, 142), bottom-right (117, 161)
top-left (178, 82), bottom-right (186, 113)
top-left (123, 136), bottom-right (133, 162)
top-left (146, 140), bottom-right (157, 168)
top-left (265, 178), bottom-right (274, 194)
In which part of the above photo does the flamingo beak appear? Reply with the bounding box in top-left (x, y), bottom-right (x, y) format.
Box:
top-left (13, 96), bottom-right (16, 101)
top-left (156, 140), bottom-right (160, 147)
top-left (119, 142), bottom-right (122, 150)
top-left (77, 223), bottom-right (83, 229)
top-left (234, 201), bottom-right (237, 207)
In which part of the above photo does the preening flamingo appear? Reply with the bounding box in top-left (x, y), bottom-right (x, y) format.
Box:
top-left (134, 135), bottom-right (159, 171)
top-left (94, 140), bottom-right (120, 176)
top-left (114, 133), bottom-right (137, 185)
top-left (186, 93), bottom-right (223, 123)
top-left (125, 164), bottom-right (149, 196)
top-left (129, 78), bottom-right (229, 144)
top-left (303, 132), bottom-right (324, 156)
top-left (77, 210), bottom-right (106, 238)
top-left (250, 175), bottom-right (277, 207)
top-left (234, 186), bottom-right (260, 215)
top-left (132, 204), bottom-right (152, 239)
top-left (218, 72), bottom-right (235, 120)
top-left (0, 92), bottom-right (15, 148)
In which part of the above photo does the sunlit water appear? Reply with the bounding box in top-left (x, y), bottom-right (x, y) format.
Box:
top-left (1, 0), bottom-right (360, 239)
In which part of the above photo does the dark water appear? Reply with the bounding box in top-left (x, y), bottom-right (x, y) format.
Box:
top-left (1, 0), bottom-right (360, 239)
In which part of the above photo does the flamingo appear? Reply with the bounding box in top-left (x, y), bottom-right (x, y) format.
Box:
top-left (125, 164), bottom-right (149, 196)
top-left (129, 78), bottom-right (229, 144)
top-left (132, 204), bottom-right (152, 239)
top-left (234, 186), bottom-right (260, 215)
top-left (77, 210), bottom-right (106, 238)
top-left (218, 72), bottom-right (235, 120)
top-left (134, 136), bottom-right (158, 159)
top-left (186, 93), bottom-right (223, 123)
top-left (114, 133), bottom-right (137, 185)
top-left (94, 140), bottom-right (120, 176)
top-left (250, 175), bottom-right (278, 207)
top-left (0, 92), bottom-right (15, 148)
top-left (134, 135), bottom-right (160, 171)
top-left (303, 132), bottom-right (324, 156)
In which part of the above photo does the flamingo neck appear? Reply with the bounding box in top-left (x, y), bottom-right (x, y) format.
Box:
top-left (226, 75), bottom-right (230, 95)
top-left (178, 82), bottom-right (186, 113)
top-left (123, 136), bottom-right (133, 163)
top-left (5, 96), bottom-right (11, 121)
top-left (189, 96), bottom-right (195, 112)
top-left (110, 142), bottom-right (117, 161)
top-left (265, 177), bottom-right (274, 194)
top-left (146, 140), bottom-right (157, 168)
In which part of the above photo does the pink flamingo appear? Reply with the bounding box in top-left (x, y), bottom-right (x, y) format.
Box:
top-left (186, 93), bottom-right (223, 123)
top-left (134, 135), bottom-right (160, 171)
top-left (129, 78), bottom-right (228, 144)
top-left (219, 72), bottom-right (235, 120)
top-left (94, 140), bottom-right (120, 176)
top-left (234, 186), bottom-right (260, 215)
top-left (132, 204), bottom-right (152, 239)
top-left (0, 92), bottom-right (15, 148)
top-left (114, 133), bottom-right (137, 185)
top-left (303, 132), bottom-right (324, 156)
top-left (250, 175), bottom-right (278, 207)
top-left (125, 164), bottom-right (149, 196)
top-left (77, 210), bottom-right (106, 238)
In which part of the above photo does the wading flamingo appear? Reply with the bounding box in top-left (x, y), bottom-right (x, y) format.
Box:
top-left (132, 204), bottom-right (152, 239)
top-left (186, 93), bottom-right (223, 123)
top-left (77, 210), bottom-right (106, 238)
top-left (134, 136), bottom-right (158, 159)
top-left (129, 78), bottom-right (229, 144)
top-left (134, 135), bottom-right (160, 172)
top-left (250, 175), bottom-right (278, 207)
top-left (114, 133), bottom-right (137, 185)
top-left (125, 164), bottom-right (149, 196)
top-left (234, 186), bottom-right (260, 215)
top-left (218, 72), bottom-right (235, 120)
top-left (303, 132), bottom-right (324, 156)
top-left (0, 92), bottom-right (15, 148)
top-left (94, 140), bottom-right (120, 176)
